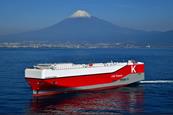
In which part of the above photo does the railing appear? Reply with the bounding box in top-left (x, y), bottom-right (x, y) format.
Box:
top-left (33, 62), bottom-right (128, 70)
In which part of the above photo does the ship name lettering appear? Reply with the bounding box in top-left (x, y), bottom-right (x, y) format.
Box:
top-left (115, 75), bottom-right (123, 78)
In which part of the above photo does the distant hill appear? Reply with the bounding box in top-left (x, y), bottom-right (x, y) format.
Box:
top-left (0, 10), bottom-right (173, 45)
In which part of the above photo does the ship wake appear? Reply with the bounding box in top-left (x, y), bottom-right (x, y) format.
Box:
top-left (140, 80), bottom-right (173, 84)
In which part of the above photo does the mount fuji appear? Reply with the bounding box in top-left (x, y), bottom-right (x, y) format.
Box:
top-left (0, 10), bottom-right (172, 45)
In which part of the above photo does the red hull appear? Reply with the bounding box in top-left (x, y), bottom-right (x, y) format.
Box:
top-left (32, 84), bottom-right (128, 97)
top-left (26, 64), bottom-right (144, 96)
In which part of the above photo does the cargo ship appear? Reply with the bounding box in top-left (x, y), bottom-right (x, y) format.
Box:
top-left (25, 60), bottom-right (144, 96)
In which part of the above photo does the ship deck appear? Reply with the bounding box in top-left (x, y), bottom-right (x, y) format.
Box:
top-left (33, 62), bottom-right (129, 70)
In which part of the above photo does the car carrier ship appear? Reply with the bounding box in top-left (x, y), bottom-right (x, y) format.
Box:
top-left (25, 60), bottom-right (144, 96)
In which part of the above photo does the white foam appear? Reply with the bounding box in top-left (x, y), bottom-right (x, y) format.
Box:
top-left (140, 80), bottom-right (173, 84)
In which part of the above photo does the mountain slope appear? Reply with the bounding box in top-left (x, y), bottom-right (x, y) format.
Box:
top-left (0, 12), bottom-right (172, 44)
top-left (0, 16), bottom-right (140, 42)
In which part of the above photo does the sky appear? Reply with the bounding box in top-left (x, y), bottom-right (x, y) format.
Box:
top-left (0, 0), bottom-right (173, 35)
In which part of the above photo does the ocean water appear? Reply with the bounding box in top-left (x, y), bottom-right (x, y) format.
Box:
top-left (0, 48), bottom-right (173, 114)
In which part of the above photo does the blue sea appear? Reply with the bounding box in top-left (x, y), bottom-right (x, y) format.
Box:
top-left (0, 48), bottom-right (173, 114)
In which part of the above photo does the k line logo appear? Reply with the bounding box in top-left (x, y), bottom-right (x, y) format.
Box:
top-left (131, 65), bottom-right (136, 73)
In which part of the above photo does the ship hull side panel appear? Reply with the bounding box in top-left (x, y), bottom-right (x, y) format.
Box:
top-left (25, 64), bottom-right (144, 96)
